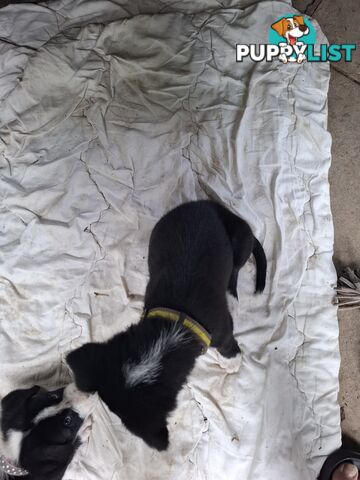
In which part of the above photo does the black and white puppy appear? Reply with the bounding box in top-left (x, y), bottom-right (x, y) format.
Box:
top-left (0, 384), bottom-right (89, 479)
top-left (67, 200), bottom-right (267, 451)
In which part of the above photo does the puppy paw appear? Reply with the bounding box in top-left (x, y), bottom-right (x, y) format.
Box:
top-left (216, 349), bottom-right (242, 374)
top-left (279, 54), bottom-right (288, 64)
top-left (64, 383), bottom-right (96, 419)
top-left (297, 53), bottom-right (306, 63)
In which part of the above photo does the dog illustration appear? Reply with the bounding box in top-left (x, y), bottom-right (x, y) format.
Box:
top-left (271, 15), bottom-right (309, 63)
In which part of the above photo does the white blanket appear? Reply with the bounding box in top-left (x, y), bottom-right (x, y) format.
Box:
top-left (0, 0), bottom-right (341, 478)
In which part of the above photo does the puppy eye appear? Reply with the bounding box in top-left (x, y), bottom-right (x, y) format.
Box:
top-left (49, 392), bottom-right (60, 400)
top-left (63, 415), bottom-right (72, 426)
top-left (287, 25), bottom-right (291, 30)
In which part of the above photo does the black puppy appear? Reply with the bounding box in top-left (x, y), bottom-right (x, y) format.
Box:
top-left (67, 200), bottom-right (266, 451)
top-left (0, 385), bottom-right (85, 479)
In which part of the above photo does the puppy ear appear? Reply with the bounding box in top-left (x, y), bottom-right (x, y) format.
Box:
top-left (293, 15), bottom-right (306, 26)
top-left (271, 18), bottom-right (287, 37)
top-left (1, 385), bottom-right (41, 434)
top-left (145, 424), bottom-right (169, 451)
top-left (66, 343), bottom-right (104, 393)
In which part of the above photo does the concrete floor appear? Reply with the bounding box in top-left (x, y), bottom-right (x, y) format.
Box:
top-left (0, 0), bottom-right (358, 451)
top-left (293, 0), bottom-right (360, 445)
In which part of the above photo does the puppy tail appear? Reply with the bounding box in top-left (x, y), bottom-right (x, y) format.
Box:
top-left (253, 238), bottom-right (267, 293)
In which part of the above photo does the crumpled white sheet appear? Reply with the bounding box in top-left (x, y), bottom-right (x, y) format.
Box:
top-left (0, 0), bottom-right (341, 478)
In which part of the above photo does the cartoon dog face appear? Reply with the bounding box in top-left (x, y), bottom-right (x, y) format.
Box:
top-left (271, 16), bottom-right (309, 45)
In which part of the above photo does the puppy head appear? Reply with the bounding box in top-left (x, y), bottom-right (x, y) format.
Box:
top-left (66, 332), bottom-right (192, 451)
top-left (1, 385), bottom-right (64, 444)
top-left (66, 343), bottom-right (105, 393)
top-left (117, 391), bottom-right (170, 451)
top-left (0, 384), bottom-right (89, 479)
top-left (19, 408), bottom-right (83, 479)
top-left (271, 16), bottom-right (309, 43)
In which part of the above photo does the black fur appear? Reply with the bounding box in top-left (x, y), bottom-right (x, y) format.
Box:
top-left (1, 386), bottom-right (83, 480)
top-left (67, 200), bottom-right (266, 450)
top-left (18, 408), bottom-right (82, 480)
top-left (1, 386), bottom-right (64, 439)
top-left (67, 321), bottom-right (200, 451)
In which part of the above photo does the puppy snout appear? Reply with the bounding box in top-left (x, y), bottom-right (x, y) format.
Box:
top-left (299, 25), bottom-right (308, 32)
top-left (49, 387), bottom-right (65, 401)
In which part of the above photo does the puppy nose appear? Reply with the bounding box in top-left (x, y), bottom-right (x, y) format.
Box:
top-left (50, 387), bottom-right (65, 400)
top-left (299, 25), bottom-right (308, 32)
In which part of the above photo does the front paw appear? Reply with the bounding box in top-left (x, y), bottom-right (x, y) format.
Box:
top-left (216, 348), bottom-right (242, 374)
top-left (297, 53), bottom-right (306, 63)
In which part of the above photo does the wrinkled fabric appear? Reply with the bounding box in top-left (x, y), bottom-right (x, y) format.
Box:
top-left (0, 0), bottom-right (340, 479)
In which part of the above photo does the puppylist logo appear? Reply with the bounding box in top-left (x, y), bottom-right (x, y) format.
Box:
top-left (236, 14), bottom-right (356, 64)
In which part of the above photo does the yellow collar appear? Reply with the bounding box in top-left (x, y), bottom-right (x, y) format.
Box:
top-left (142, 307), bottom-right (211, 354)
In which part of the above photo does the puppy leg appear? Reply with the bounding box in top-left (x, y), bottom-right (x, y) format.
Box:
top-left (217, 314), bottom-right (241, 358)
top-left (212, 204), bottom-right (254, 298)
top-left (218, 336), bottom-right (241, 358)
top-left (227, 223), bottom-right (253, 299)
top-left (228, 267), bottom-right (240, 299)
top-left (220, 208), bottom-right (266, 295)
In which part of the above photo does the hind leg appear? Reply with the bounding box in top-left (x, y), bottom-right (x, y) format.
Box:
top-left (220, 212), bottom-right (254, 299)
top-left (228, 266), bottom-right (240, 299)
top-left (213, 203), bottom-right (263, 296)
top-left (227, 233), bottom-right (253, 299)
top-left (218, 336), bottom-right (241, 358)
top-left (217, 313), bottom-right (241, 358)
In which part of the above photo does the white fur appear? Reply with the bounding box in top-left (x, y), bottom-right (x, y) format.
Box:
top-left (0, 383), bottom-right (95, 469)
top-left (33, 384), bottom-right (93, 425)
top-left (123, 325), bottom-right (188, 388)
top-left (0, 399), bottom-right (23, 465)
top-left (0, 430), bottom-right (23, 465)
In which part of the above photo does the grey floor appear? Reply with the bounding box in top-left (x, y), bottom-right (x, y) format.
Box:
top-left (0, 0), bottom-right (359, 447)
top-left (293, 0), bottom-right (360, 444)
